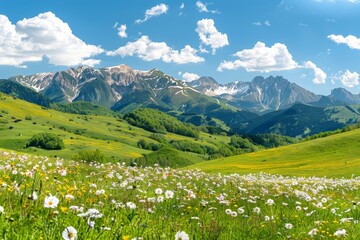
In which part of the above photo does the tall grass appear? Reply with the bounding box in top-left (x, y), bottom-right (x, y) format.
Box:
top-left (1, 150), bottom-right (360, 239)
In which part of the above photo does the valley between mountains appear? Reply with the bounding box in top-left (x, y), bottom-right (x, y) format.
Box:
top-left (1, 64), bottom-right (360, 176)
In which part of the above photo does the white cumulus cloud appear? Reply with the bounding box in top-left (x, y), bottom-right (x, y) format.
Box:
top-left (135, 4), bottom-right (168, 24)
top-left (217, 42), bottom-right (298, 72)
top-left (304, 61), bottom-right (327, 84)
top-left (196, 1), bottom-right (219, 13)
top-left (81, 59), bottom-right (101, 67)
top-left (182, 72), bottom-right (200, 82)
top-left (328, 34), bottom-right (360, 50)
top-left (117, 24), bottom-right (127, 38)
top-left (196, 19), bottom-right (229, 54)
top-left (340, 70), bottom-right (359, 87)
top-left (0, 12), bottom-right (103, 67)
top-left (107, 35), bottom-right (204, 64)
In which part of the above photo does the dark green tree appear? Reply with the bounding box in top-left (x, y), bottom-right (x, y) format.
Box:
top-left (26, 133), bottom-right (64, 150)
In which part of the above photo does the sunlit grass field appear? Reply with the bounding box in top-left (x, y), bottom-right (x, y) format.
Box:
top-left (190, 128), bottom-right (360, 177)
top-left (0, 94), bottom-right (229, 163)
top-left (1, 149), bottom-right (360, 239)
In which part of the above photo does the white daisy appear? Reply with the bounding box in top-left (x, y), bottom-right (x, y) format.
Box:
top-left (126, 202), bottom-right (136, 209)
top-left (165, 190), bottom-right (174, 199)
top-left (155, 188), bottom-right (163, 195)
top-left (175, 231), bottom-right (189, 240)
top-left (285, 223), bottom-right (293, 229)
top-left (62, 226), bottom-right (77, 240)
top-left (44, 195), bottom-right (59, 208)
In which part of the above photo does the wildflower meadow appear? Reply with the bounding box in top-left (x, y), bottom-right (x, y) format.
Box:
top-left (1, 150), bottom-right (360, 239)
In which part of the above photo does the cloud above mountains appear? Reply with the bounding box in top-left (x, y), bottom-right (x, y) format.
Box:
top-left (328, 34), bottom-right (360, 50)
top-left (107, 35), bottom-right (204, 64)
top-left (196, 19), bottom-right (229, 54)
top-left (0, 12), bottom-right (103, 67)
top-left (135, 4), bottom-right (169, 24)
top-left (181, 72), bottom-right (200, 81)
top-left (218, 42), bottom-right (298, 72)
top-left (340, 70), bottom-right (359, 87)
top-left (304, 61), bottom-right (327, 84)
top-left (196, 1), bottom-right (219, 14)
top-left (117, 24), bottom-right (127, 38)
top-left (218, 42), bottom-right (327, 84)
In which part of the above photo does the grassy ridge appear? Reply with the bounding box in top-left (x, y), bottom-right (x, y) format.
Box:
top-left (189, 128), bottom-right (360, 177)
top-left (0, 94), bottom-right (150, 160)
top-left (0, 93), bottom-right (231, 165)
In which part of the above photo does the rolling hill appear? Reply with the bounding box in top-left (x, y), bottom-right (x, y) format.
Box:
top-left (233, 103), bottom-right (360, 138)
top-left (189, 127), bottom-right (360, 177)
top-left (0, 92), bottom-right (236, 167)
top-left (2, 90), bottom-right (360, 177)
top-left (0, 79), bottom-right (51, 107)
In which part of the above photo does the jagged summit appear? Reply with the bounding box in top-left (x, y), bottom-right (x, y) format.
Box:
top-left (330, 87), bottom-right (360, 104)
top-left (188, 75), bottom-right (320, 113)
top-left (6, 64), bottom-right (230, 115)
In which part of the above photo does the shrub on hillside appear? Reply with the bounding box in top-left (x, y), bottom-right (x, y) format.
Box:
top-left (73, 149), bottom-right (106, 163)
top-left (230, 135), bottom-right (257, 152)
top-left (124, 108), bottom-right (199, 138)
top-left (26, 132), bottom-right (64, 150)
top-left (170, 140), bottom-right (216, 155)
top-left (137, 139), bottom-right (161, 151)
top-left (135, 147), bottom-right (194, 168)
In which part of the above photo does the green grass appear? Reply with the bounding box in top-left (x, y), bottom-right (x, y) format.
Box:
top-left (0, 93), bottom-right (230, 165)
top-left (2, 149), bottom-right (360, 239)
top-left (189, 128), bottom-right (360, 177)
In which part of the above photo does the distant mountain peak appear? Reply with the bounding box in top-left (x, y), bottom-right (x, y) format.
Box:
top-left (331, 87), bottom-right (352, 95)
top-left (148, 68), bottom-right (166, 76)
top-left (7, 64), bottom-right (235, 116)
top-left (189, 75), bottom-right (319, 113)
top-left (330, 87), bottom-right (360, 104)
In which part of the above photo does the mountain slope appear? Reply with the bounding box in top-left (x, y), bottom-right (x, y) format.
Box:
top-left (188, 127), bottom-right (360, 177)
top-left (330, 88), bottom-right (360, 104)
top-left (9, 65), bottom-right (245, 121)
top-left (0, 92), bottom-right (236, 166)
top-left (0, 79), bottom-right (51, 107)
top-left (233, 103), bottom-right (360, 138)
top-left (188, 76), bottom-right (321, 113)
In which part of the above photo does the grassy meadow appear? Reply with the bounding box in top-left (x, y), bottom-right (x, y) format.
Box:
top-left (190, 127), bottom-right (360, 177)
top-left (1, 149), bottom-right (360, 239)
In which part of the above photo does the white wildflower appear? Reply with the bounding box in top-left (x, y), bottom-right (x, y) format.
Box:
top-left (62, 226), bottom-right (77, 240)
top-left (44, 195), bottom-right (59, 208)
top-left (175, 231), bottom-right (189, 240)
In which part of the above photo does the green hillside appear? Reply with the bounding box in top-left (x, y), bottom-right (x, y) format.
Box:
top-left (0, 79), bottom-right (51, 107)
top-left (233, 103), bottom-right (360, 138)
top-left (189, 127), bottom-right (360, 177)
top-left (0, 92), bottom-right (232, 166)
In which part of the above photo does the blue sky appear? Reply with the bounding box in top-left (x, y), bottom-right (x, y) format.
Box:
top-left (1, 0), bottom-right (360, 94)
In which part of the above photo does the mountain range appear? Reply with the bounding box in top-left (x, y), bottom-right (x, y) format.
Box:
top-left (8, 65), bottom-right (233, 113)
top-left (7, 64), bottom-right (360, 113)
top-left (2, 64), bottom-right (360, 137)
top-left (187, 76), bottom-right (360, 113)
